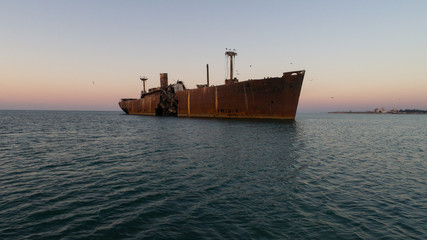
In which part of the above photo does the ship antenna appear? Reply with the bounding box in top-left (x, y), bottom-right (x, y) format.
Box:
top-left (140, 76), bottom-right (148, 94)
top-left (225, 49), bottom-right (237, 81)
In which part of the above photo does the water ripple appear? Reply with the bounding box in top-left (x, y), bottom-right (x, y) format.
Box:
top-left (0, 111), bottom-right (426, 239)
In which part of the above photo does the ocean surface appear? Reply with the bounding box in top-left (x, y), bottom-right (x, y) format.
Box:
top-left (0, 110), bottom-right (426, 239)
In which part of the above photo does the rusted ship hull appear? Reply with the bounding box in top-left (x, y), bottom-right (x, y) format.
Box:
top-left (119, 70), bottom-right (304, 120)
top-left (119, 93), bottom-right (160, 116)
top-left (176, 71), bottom-right (304, 119)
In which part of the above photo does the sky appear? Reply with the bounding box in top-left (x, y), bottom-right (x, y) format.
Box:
top-left (1, 0), bottom-right (426, 112)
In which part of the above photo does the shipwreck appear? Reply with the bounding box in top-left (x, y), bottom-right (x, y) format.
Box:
top-left (119, 51), bottom-right (305, 120)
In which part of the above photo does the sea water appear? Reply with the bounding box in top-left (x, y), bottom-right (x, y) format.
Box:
top-left (0, 111), bottom-right (426, 239)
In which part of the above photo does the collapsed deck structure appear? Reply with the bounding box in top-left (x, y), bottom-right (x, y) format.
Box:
top-left (119, 51), bottom-right (305, 120)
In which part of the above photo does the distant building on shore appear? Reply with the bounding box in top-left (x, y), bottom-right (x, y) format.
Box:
top-left (374, 107), bottom-right (387, 113)
top-left (374, 107), bottom-right (401, 114)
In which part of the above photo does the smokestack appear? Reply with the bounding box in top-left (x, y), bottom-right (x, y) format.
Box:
top-left (206, 64), bottom-right (209, 87)
top-left (160, 73), bottom-right (168, 89)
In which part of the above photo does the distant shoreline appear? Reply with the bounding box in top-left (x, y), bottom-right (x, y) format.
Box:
top-left (329, 109), bottom-right (427, 114)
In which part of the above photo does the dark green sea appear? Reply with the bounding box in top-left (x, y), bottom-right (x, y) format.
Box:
top-left (0, 111), bottom-right (426, 239)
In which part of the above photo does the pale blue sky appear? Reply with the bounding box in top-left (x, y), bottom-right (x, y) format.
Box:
top-left (1, 0), bottom-right (426, 111)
